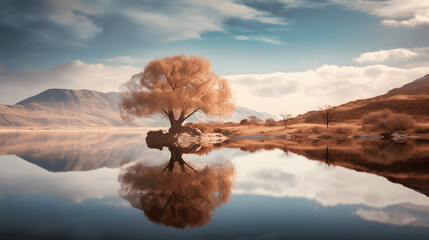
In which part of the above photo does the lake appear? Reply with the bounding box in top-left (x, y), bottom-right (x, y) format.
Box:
top-left (1, 130), bottom-right (429, 239)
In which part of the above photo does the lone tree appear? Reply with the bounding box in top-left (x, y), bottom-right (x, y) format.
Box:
top-left (121, 54), bottom-right (235, 133)
top-left (280, 113), bottom-right (293, 129)
top-left (319, 105), bottom-right (336, 128)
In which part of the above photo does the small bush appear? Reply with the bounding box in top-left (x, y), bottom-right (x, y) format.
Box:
top-left (240, 119), bottom-right (248, 125)
top-left (311, 126), bottom-right (323, 134)
top-left (378, 113), bottom-right (415, 132)
top-left (294, 129), bottom-right (303, 134)
top-left (331, 125), bottom-right (356, 135)
top-left (249, 115), bottom-right (264, 123)
top-left (265, 118), bottom-right (277, 126)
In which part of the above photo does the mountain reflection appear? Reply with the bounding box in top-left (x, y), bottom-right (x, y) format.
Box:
top-left (118, 146), bottom-right (236, 229)
top-left (0, 131), bottom-right (161, 172)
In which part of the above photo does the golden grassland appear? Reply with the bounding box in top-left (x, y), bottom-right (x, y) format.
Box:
top-left (186, 116), bottom-right (429, 141)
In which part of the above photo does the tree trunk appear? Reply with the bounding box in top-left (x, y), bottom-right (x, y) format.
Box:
top-left (166, 111), bottom-right (183, 133)
top-left (168, 118), bottom-right (183, 133)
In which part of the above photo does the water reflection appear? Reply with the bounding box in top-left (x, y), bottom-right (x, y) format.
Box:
top-left (222, 138), bottom-right (429, 196)
top-left (1, 130), bottom-right (429, 236)
top-left (0, 131), bottom-right (164, 171)
top-left (118, 146), bottom-right (236, 229)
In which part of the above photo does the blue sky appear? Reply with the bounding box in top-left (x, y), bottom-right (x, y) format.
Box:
top-left (1, 0), bottom-right (429, 115)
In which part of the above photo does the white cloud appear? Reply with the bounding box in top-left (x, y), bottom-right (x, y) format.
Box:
top-left (44, 0), bottom-right (104, 39)
top-left (354, 48), bottom-right (419, 63)
top-left (354, 208), bottom-right (429, 227)
top-left (0, 60), bottom-right (139, 104)
top-left (234, 35), bottom-right (284, 45)
top-left (382, 12), bottom-right (429, 28)
top-left (332, 0), bottom-right (429, 28)
top-left (227, 64), bottom-right (429, 115)
top-left (102, 56), bottom-right (148, 64)
top-left (125, 0), bottom-right (289, 42)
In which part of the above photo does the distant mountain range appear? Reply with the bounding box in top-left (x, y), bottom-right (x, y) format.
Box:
top-left (0, 89), bottom-right (276, 128)
top-left (293, 74), bottom-right (429, 123)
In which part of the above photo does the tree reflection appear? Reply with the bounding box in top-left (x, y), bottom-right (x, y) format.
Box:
top-left (118, 146), bottom-right (236, 229)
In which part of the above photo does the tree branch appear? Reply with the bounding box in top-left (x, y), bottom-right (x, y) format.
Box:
top-left (183, 108), bottom-right (200, 121)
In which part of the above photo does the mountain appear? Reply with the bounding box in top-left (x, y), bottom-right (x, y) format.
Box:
top-left (0, 89), bottom-right (128, 128)
top-left (293, 74), bottom-right (429, 123)
top-left (0, 88), bottom-right (276, 129)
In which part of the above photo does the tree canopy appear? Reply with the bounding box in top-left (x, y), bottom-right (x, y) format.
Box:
top-left (121, 54), bottom-right (235, 132)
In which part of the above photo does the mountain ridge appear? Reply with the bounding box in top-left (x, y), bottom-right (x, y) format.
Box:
top-left (0, 88), bottom-right (276, 128)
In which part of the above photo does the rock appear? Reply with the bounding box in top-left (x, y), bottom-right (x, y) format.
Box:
top-left (146, 126), bottom-right (228, 150)
top-left (391, 131), bottom-right (408, 143)
top-left (177, 132), bottom-right (228, 149)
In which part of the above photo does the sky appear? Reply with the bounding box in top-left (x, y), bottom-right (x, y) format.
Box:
top-left (0, 0), bottom-right (429, 115)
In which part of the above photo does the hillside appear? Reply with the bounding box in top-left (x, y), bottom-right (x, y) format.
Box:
top-left (0, 89), bottom-right (276, 129)
top-left (292, 74), bottom-right (429, 124)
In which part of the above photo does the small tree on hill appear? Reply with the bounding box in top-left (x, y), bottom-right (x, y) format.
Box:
top-left (280, 113), bottom-right (293, 129)
top-left (120, 54), bottom-right (235, 133)
top-left (319, 105), bottom-right (336, 128)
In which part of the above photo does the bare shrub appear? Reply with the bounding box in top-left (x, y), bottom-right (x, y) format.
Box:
top-left (319, 105), bottom-right (336, 128)
top-left (378, 113), bottom-right (415, 132)
top-left (361, 109), bottom-right (393, 125)
top-left (265, 118), bottom-right (277, 126)
top-left (280, 113), bottom-right (293, 128)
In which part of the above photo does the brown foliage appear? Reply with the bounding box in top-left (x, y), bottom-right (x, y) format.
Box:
top-left (248, 115), bottom-right (264, 123)
top-left (379, 113), bottom-right (415, 132)
top-left (311, 126), bottom-right (323, 134)
top-left (240, 119), bottom-right (249, 125)
top-left (118, 147), bottom-right (235, 229)
top-left (264, 118), bottom-right (277, 126)
top-left (121, 54), bottom-right (235, 132)
top-left (362, 110), bottom-right (414, 132)
top-left (361, 109), bottom-right (393, 125)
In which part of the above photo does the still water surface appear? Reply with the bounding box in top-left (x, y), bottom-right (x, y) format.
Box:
top-left (0, 131), bottom-right (429, 239)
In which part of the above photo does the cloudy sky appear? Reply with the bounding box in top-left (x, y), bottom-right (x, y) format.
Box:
top-left (1, 0), bottom-right (429, 115)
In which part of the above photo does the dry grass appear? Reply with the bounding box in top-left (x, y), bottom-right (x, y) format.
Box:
top-left (185, 122), bottom-right (213, 133)
top-left (311, 126), bottom-right (323, 134)
top-left (361, 109), bottom-right (393, 124)
top-left (413, 123), bottom-right (429, 133)
top-left (362, 110), bottom-right (415, 133)
top-left (379, 114), bottom-right (414, 132)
